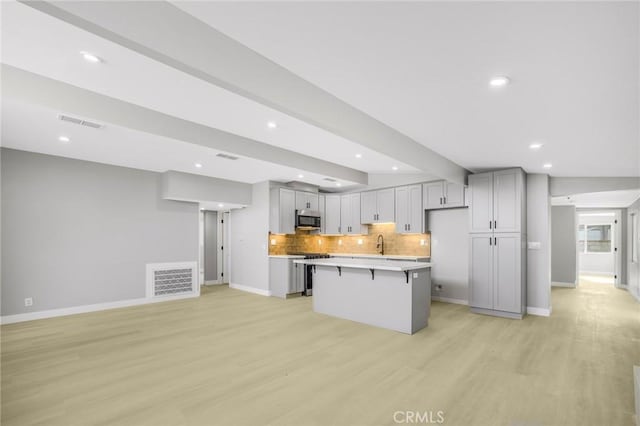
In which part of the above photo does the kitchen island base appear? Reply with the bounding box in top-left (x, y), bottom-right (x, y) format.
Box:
top-left (312, 266), bottom-right (431, 334)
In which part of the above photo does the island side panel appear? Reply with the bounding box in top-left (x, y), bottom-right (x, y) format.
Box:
top-left (312, 266), bottom-right (414, 334)
top-left (410, 269), bottom-right (431, 333)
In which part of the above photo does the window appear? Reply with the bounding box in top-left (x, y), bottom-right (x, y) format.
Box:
top-left (578, 224), bottom-right (612, 253)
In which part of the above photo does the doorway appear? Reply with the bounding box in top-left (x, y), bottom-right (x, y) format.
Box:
top-left (577, 210), bottom-right (622, 286)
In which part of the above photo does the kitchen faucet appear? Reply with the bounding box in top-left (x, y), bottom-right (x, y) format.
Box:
top-left (376, 234), bottom-right (384, 255)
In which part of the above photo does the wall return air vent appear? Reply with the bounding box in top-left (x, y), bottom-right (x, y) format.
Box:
top-left (58, 114), bottom-right (103, 129)
top-left (146, 262), bottom-right (199, 299)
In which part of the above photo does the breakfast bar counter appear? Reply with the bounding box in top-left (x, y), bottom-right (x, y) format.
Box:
top-left (294, 258), bottom-right (432, 334)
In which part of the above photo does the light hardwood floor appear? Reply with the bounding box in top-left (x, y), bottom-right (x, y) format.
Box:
top-left (2, 278), bottom-right (639, 426)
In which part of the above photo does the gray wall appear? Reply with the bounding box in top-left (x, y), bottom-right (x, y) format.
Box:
top-left (228, 181), bottom-right (270, 293)
top-left (204, 211), bottom-right (218, 282)
top-left (427, 208), bottom-right (469, 302)
top-left (551, 206), bottom-right (577, 285)
top-left (1, 149), bottom-right (199, 316)
top-left (527, 174), bottom-right (551, 310)
top-left (550, 177), bottom-right (640, 196)
top-left (161, 170), bottom-right (252, 206)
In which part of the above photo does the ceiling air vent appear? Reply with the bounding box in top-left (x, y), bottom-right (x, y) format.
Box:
top-left (216, 153), bottom-right (239, 160)
top-left (58, 114), bottom-right (103, 129)
top-left (323, 178), bottom-right (337, 182)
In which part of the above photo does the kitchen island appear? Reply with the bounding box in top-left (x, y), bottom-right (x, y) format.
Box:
top-left (293, 258), bottom-right (432, 334)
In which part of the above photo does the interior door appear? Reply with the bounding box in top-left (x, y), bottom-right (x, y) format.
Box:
top-left (469, 233), bottom-right (493, 309)
top-left (468, 173), bottom-right (493, 233)
top-left (493, 233), bottom-right (521, 313)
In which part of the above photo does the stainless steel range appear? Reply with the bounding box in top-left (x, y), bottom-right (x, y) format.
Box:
top-left (290, 253), bottom-right (330, 296)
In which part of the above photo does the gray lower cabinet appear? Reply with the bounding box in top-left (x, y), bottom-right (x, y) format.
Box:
top-left (469, 233), bottom-right (524, 317)
top-left (269, 257), bottom-right (304, 298)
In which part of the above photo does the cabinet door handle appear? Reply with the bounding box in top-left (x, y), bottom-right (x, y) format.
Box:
top-left (408, 224), bottom-right (411, 231)
top-left (494, 237), bottom-right (497, 245)
top-left (443, 197), bottom-right (446, 205)
top-left (440, 197), bottom-right (442, 205)
top-left (489, 221), bottom-right (492, 229)
top-left (494, 220), bottom-right (497, 229)
top-left (489, 237), bottom-right (492, 246)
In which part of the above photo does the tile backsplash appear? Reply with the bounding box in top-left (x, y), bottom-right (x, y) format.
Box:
top-left (268, 223), bottom-right (430, 257)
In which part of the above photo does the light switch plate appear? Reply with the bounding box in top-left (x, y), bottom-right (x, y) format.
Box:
top-left (412, 272), bottom-right (418, 278)
top-left (527, 241), bottom-right (541, 250)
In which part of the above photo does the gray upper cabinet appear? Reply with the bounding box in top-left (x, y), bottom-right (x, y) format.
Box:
top-left (318, 195), bottom-right (326, 234)
top-left (341, 193), bottom-right (367, 235)
top-left (492, 170), bottom-right (521, 233)
top-left (269, 187), bottom-right (296, 234)
top-left (468, 174), bottom-right (493, 233)
top-left (468, 169), bottom-right (524, 234)
top-left (361, 188), bottom-right (395, 224)
top-left (423, 181), bottom-right (466, 210)
top-left (324, 195), bottom-right (341, 235)
top-left (395, 185), bottom-right (423, 234)
top-left (295, 191), bottom-right (319, 212)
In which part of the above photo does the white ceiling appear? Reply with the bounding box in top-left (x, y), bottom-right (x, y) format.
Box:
top-left (1, 98), bottom-right (354, 188)
top-left (0, 1), bottom-right (418, 189)
top-left (552, 189), bottom-right (640, 208)
top-left (175, 1), bottom-right (640, 177)
top-left (1, 0), bottom-right (638, 198)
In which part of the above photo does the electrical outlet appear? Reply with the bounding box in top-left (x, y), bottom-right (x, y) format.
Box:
top-left (412, 272), bottom-right (419, 278)
top-left (24, 297), bottom-right (33, 307)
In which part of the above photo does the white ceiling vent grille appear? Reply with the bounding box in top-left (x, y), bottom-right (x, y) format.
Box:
top-left (146, 262), bottom-right (199, 299)
top-left (58, 114), bottom-right (104, 129)
top-left (216, 153), bottom-right (239, 160)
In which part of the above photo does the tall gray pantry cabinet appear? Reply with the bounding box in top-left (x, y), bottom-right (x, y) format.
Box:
top-left (468, 168), bottom-right (527, 319)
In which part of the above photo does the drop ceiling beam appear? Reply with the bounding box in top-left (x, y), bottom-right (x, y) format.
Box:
top-left (2, 65), bottom-right (367, 185)
top-left (22, 0), bottom-right (468, 184)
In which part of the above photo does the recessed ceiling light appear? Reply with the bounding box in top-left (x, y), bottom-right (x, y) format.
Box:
top-left (489, 76), bottom-right (510, 87)
top-left (218, 203), bottom-right (224, 208)
top-left (194, 163), bottom-right (203, 168)
top-left (336, 183), bottom-right (342, 187)
top-left (543, 163), bottom-right (553, 169)
top-left (80, 51), bottom-right (102, 63)
top-left (267, 121), bottom-right (277, 129)
top-left (298, 174), bottom-right (304, 179)
top-left (200, 208), bottom-right (204, 211)
top-left (355, 154), bottom-right (362, 159)
top-left (529, 143), bottom-right (543, 150)
top-left (391, 166), bottom-right (398, 171)
top-left (58, 136), bottom-right (70, 143)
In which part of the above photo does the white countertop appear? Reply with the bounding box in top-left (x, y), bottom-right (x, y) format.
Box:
top-left (328, 253), bottom-right (430, 261)
top-left (294, 258), bottom-right (432, 272)
top-left (268, 255), bottom-right (306, 259)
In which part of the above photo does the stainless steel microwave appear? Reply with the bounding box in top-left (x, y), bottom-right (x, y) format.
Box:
top-left (296, 210), bottom-right (321, 229)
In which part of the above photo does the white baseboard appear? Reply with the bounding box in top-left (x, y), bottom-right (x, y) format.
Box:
top-left (432, 296), bottom-right (468, 305)
top-left (1, 293), bottom-right (200, 325)
top-left (527, 306), bottom-right (552, 317)
top-left (203, 280), bottom-right (223, 285)
top-left (630, 288), bottom-right (640, 303)
top-left (552, 281), bottom-right (576, 288)
top-left (229, 283), bottom-right (271, 297)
